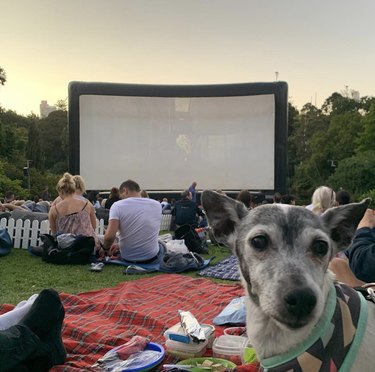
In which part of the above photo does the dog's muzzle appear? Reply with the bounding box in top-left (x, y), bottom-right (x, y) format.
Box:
top-left (279, 287), bottom-right (317, 329)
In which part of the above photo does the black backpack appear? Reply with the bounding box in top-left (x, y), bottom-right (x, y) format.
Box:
top-left (41, 234), bottom-right (94, 265)
top-left (174, 225), bottom-right (208, 254)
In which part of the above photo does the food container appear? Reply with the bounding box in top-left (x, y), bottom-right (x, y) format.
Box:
top-left (223, 326), bottom-right (247, 337)
top-left (164, 323), bottom-right (215, 346)
top-left (212, 335), bottom-right (249, 365)
top-left (165, 338), bottom-right (207, 359)
top-left (177, 357), bottom-right (237, 371)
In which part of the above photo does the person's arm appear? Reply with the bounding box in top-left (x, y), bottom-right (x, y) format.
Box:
top-left (48, 206), bottom-right (58, 235)
top-left (346, 209), bottom-right (375, 283)
top-left (103, 219), bottom-right (119, 253)
top-left (1, 203), bottom-right (22, 211)
top-left (87, 203), bottom-right (97, 230)
top-left (51, 196), bottom-right (62, 207)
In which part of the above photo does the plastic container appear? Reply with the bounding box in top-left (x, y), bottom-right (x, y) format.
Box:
top-left (212, 335), bottom-right (249, 365)
top-left (165, 339), bottom-right (207, 359)
top-left (223, 326), bottom-right (247, 337)
top-left (97, 342), bottom-right (165, 372)
top-left (177, 357), bottom-right (237, 371)
top-left (164, 323), bottom-right (215, 346)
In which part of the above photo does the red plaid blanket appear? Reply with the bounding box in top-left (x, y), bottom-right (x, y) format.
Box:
top-left (1, 274), bottom-right (244, 371)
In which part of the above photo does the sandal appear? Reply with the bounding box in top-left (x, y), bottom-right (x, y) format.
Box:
top-left (90, 262), bottom-right (104, 272)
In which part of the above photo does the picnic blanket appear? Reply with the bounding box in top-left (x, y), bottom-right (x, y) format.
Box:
top-left (0, 274), bottom-right (244, 371)
top-left (198, 255), bottom-right (241, 281)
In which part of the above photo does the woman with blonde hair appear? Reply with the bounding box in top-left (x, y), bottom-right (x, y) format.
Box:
top-left (310, 186), bottom-right (336, 215)
top-left (73, 175), bottom-right (87, 198)
top-left (51, 174), bottom-right (88, 206)
top-left (48, 172), bottom-right (100, 251)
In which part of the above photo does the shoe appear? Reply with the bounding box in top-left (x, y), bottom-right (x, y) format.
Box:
top-left (90, 262), bottom-right (104, 272)
top-left (28, 245), bottom-right (44, 257)
top-left (19, 289), bottom-right (63, 338)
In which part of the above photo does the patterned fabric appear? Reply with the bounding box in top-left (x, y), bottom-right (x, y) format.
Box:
top-left (262, 283), bottom-right (366, 372)
top-left (0, 274), bottom-right (244, 371)
top-left (55, 203), bottom-right (100, 250)
top-left (198, 255), bottom-right (240, 281)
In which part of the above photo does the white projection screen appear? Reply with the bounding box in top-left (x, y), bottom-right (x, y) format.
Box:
top-left (68, 82), bottom-right (288, 193)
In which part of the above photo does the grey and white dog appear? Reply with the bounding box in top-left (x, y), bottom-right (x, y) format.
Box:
top-left (202, 190), bottom-right (375, 370)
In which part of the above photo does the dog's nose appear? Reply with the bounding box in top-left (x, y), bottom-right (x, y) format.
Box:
top-left (284, 288), bottom-right (316, 318)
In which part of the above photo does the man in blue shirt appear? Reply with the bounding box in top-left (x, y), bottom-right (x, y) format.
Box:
top-left (188, 181), bottom-right (197, 203)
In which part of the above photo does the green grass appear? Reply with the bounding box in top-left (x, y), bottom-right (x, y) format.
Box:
top-left (0, 244), bottom-right (232, 304)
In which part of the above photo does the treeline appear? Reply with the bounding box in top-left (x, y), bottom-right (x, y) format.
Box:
top-left (287, 92), bottom-right (375, 204)
top-left (0, 108), bottom-right (68, 199)
top-left (0, 91), bottom-right (375, 203)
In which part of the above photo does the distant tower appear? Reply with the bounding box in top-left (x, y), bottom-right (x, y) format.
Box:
top-left (40, 100), bottom-right (56, 118)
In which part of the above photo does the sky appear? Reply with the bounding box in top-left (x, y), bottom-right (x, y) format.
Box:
top-left (1, 0), bottom-right (374, 116)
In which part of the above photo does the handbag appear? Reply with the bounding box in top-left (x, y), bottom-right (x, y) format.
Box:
top-left (0, 228), bottom-right (13, 257)
top-left (174, 224), bottom-right (208, 254)
top-left (41, 234), bottom-right (95, 265)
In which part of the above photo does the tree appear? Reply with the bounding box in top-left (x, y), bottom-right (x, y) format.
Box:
top-left (321, 92), bottom-right (359, 116)
top-left (326, 112), bottom-right (363, 161)
top-left (328, 150), bottom-right (375, 199)
top-left (359, 96), bottom-right (375, 114)
top-left (27, 120), bottom-right (44, 169)
top-left (0, 67), bottom-right (6, 86)
top-left (288, 103), bottom-right (329, 196)
top-left (286, 103), bottom-right (300, 186)
top-left (38, 110), bottom-right (68, 172)
top-left (356, 103), bottom-right (375, 153)
top-left (55, 99), bottom-right (67, 111)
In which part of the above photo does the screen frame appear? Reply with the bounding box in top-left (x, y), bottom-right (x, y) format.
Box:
top-left (68, 81), bottom-right (288, 193)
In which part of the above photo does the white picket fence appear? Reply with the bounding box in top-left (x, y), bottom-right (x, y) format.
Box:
top-left (0, 214), bottom-right (172, 249)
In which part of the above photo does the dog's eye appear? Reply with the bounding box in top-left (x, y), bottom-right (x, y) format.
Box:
top-left (312, 240), bottom-right (328, 256)
top-left (251, 235), bottom-right (268, 250)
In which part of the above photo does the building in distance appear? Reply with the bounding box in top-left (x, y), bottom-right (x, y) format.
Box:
top-left (40, 100), bottom-right (56, 118)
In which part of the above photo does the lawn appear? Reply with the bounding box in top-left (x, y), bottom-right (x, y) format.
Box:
top-left (0, 243), bottom-right (232, 304)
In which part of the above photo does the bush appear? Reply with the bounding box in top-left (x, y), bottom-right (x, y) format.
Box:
top-left (328, 150), bottom-right (375, 200)
top-left (359, 189), bottom-right (375, 209)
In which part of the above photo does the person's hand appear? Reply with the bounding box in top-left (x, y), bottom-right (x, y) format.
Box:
top-left (97, 247), bottom-right (106, 259)
top-left (357, 208), bottom-right (375, 229)
top-left (108, 243), bottom-right (120, 257)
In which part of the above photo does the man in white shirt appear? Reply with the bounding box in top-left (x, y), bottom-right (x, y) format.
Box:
top-left (103, 179), bottom-right (162, 262)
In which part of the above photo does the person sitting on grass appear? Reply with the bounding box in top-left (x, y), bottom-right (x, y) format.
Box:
top-left (49, 172), bottom-right (100, 252)
top-left (102, 179), bottom-right (162, 263)
top-left (236, 189), bottom-right (253, 209)
top-left (330, 207), bottom-right (375, 287)
top-left (336, 189), bottom-right (352, 206)
top-left (307, 185), bottom-right (336, 215)
top-left (104, 187), bottom-right (121, 209)
top-left (51, 174), bottom-right (88, 206)
top-left (172, 189), bottom-right (205, 228)
top-left (0, 288), bottom-right (66, 371)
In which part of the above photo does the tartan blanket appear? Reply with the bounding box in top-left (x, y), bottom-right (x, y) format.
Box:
top-left (0, 274), bottom-right (243, 371)
top-left (198, 255), bottom-right (241, 281)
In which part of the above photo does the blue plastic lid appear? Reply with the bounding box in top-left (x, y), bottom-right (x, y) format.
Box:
top-left (108, 342), bottom-right (165, 372)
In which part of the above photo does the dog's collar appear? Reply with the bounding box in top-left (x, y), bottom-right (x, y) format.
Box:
top-left (261, 283), bottom-right (368, 372)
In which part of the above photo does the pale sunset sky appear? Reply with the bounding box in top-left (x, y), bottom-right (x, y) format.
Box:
top-left (1, 0), bottom-right (374, 116)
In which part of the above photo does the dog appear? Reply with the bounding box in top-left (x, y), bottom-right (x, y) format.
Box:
top-left (202, 190), bottom-right (375, 371)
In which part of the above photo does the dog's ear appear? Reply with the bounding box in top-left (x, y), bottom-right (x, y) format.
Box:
top-left (322, 198), bottom-right (371, 253)
top-left (202, 190), bottom-right (248, 248)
